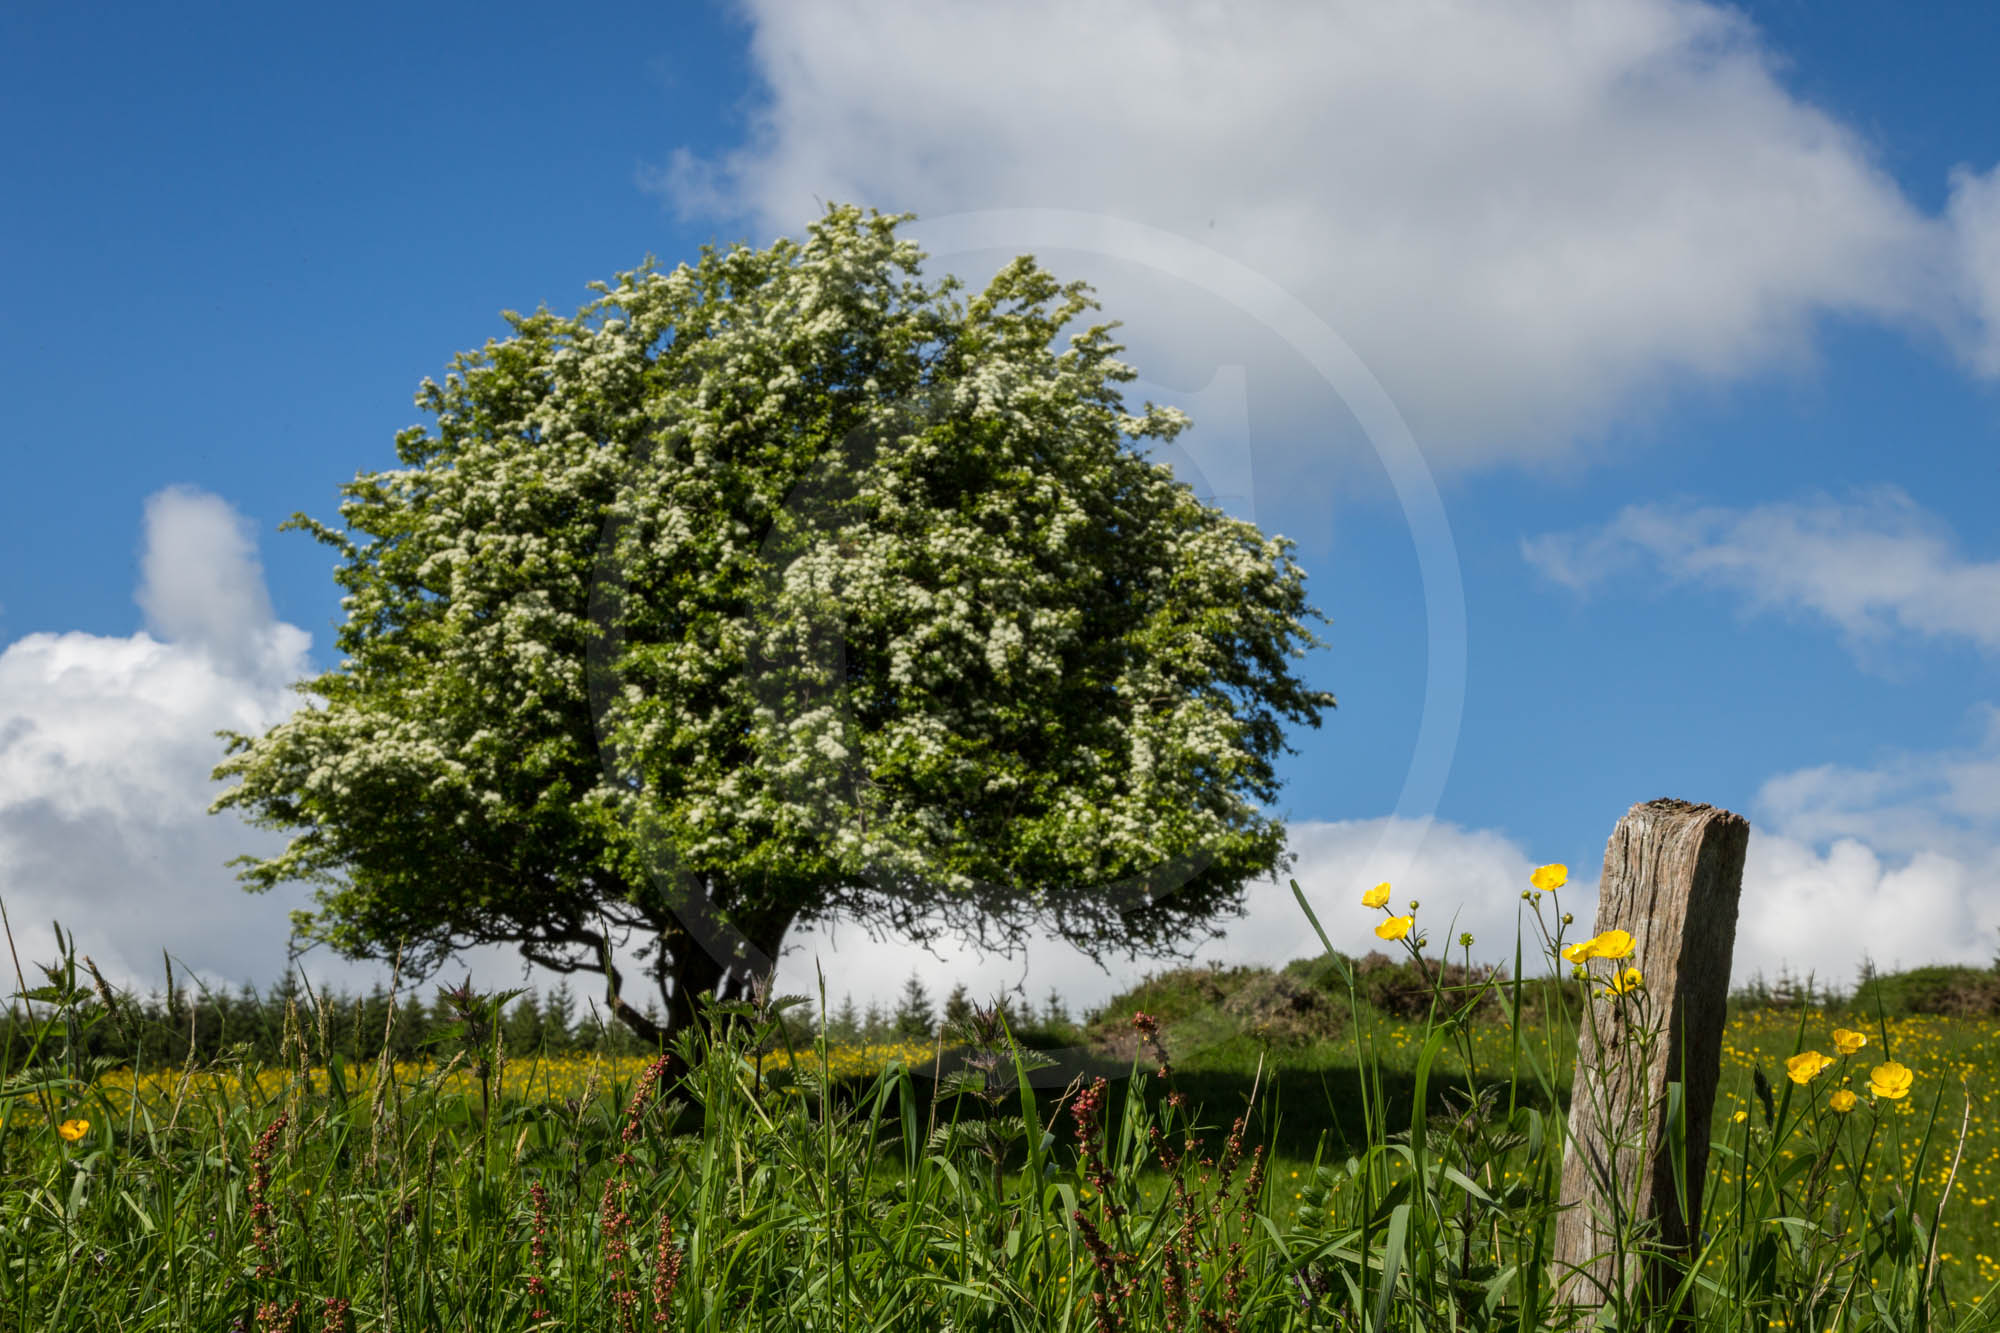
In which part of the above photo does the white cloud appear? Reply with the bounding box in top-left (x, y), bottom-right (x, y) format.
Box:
top-left (0, 490), bottom-right (383, 1004)
top-left (1947, 163), bottom-right (2000, 377)
top-left (650, 0), bottom-right (2000, 472)
top-left (134, 485), bottom-right (297, 681)
top-left (1522, 486), bottom-right (2000, 657)
top-left (0, 488), bottom-right (611, 1009)
top-left (0, 488), bottom-right (321, 996)
top-left (1737, 713), bottom-right (2000, 987)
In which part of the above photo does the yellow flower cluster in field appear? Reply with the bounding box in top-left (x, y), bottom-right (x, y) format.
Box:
top-left (1714, 1008), bottom-right (2000, 1275)
top-left (67, 1038), bottom-right (959, 1119)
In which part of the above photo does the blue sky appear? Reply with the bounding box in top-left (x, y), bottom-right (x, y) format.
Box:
top-left (5, 1), bottom-right (1999, 1022)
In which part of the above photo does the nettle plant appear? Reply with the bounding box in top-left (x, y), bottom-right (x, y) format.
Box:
top-left (928, 992), bottom-right (1062, 1214)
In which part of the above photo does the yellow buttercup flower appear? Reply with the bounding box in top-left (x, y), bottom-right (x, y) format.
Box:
top-left (1375, 915), bottom-right (1414, 941)
top-left (1530, 864), bottom-right (1567, 891)
top-left (1786, 1051), bottom-right (1834, 1085)
top-left (1732, 1110), bottom-right (1748, 1123)
top-left (1869, 1061), bottom-right (1913, 1100)
top-left (1587, 929), bottom-right (1635, 960)
top-left (1596, 967), bottom-right (1643, 998)
top-left (1829, 1089), bottom-right (1858, 1113)
top-left (1562, 929), bottom-right (1636, 964)
top-left (57, 1118), bottom-right (88, 1142)
top-left (1361, 882), bottom-right (1392, 910)
top-left (1831, 1028), bottom-right (1867, 1056)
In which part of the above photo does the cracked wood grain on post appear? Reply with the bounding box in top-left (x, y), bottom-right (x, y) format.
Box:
top-left (1551, 797), bottom-right (1750, 1318)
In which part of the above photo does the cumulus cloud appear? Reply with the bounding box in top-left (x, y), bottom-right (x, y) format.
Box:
top-left (1947, 163), bottom-right (2000, 377)
top-left (648, 0), bottom-right (2000, 473)
top-left (0, 488), bottom-right (416, 1004)
top-left (1736, 712), bottom-right (2000, 987)
top-left (1522, 486), bottom-right (2000, 658)
top-left (0, 488), bottom-right (319, 995)
top-left (133, 485), bottom-right (291, 680)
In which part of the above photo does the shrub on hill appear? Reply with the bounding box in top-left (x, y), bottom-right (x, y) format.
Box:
top-left (1849, 964), bottom-right (2000, 1018)
top-left (1001, 1015), bottom-right (1090, 1052)
top-left (1087, 963), bottom-right (1266, 1027)
top-left (1280, 951), bottom-right (1508, 1020)
top-left (1081, 962), bottom-right (1268, 1059)
top-left (1219, 970), bottom-right (1345, 1047)
top-left (1075, 952), bottom-right (1536, 1061)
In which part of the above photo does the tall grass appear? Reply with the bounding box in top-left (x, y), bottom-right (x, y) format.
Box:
top-left (2, 873), bottom-right (1995, 1332)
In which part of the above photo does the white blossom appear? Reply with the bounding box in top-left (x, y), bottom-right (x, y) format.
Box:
top-left (208, 204), bottom-right (1334, 1020)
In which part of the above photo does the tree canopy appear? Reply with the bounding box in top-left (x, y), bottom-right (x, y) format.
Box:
top-left (210, 204), bottom-right (1335, 1055)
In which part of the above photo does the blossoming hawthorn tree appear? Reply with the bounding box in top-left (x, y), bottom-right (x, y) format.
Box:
top-left (210, 205), bottom-right (1336, 1058)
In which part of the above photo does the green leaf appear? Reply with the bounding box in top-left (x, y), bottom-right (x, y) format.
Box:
top-left (1371, 1201), bottom-right (1411, 1333)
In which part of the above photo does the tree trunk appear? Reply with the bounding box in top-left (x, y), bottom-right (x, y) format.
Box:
top-left (619, 903), bottom-right (799, 1080)
top-left (659, 941), bottom-right (727, 1046)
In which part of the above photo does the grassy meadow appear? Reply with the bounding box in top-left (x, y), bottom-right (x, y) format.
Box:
top-left (6, 878), bottom-right (2000, 1332)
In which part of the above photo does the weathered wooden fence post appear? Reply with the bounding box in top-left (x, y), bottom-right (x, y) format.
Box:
top-left (1551, 798), bottom-right (1750, 1317)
